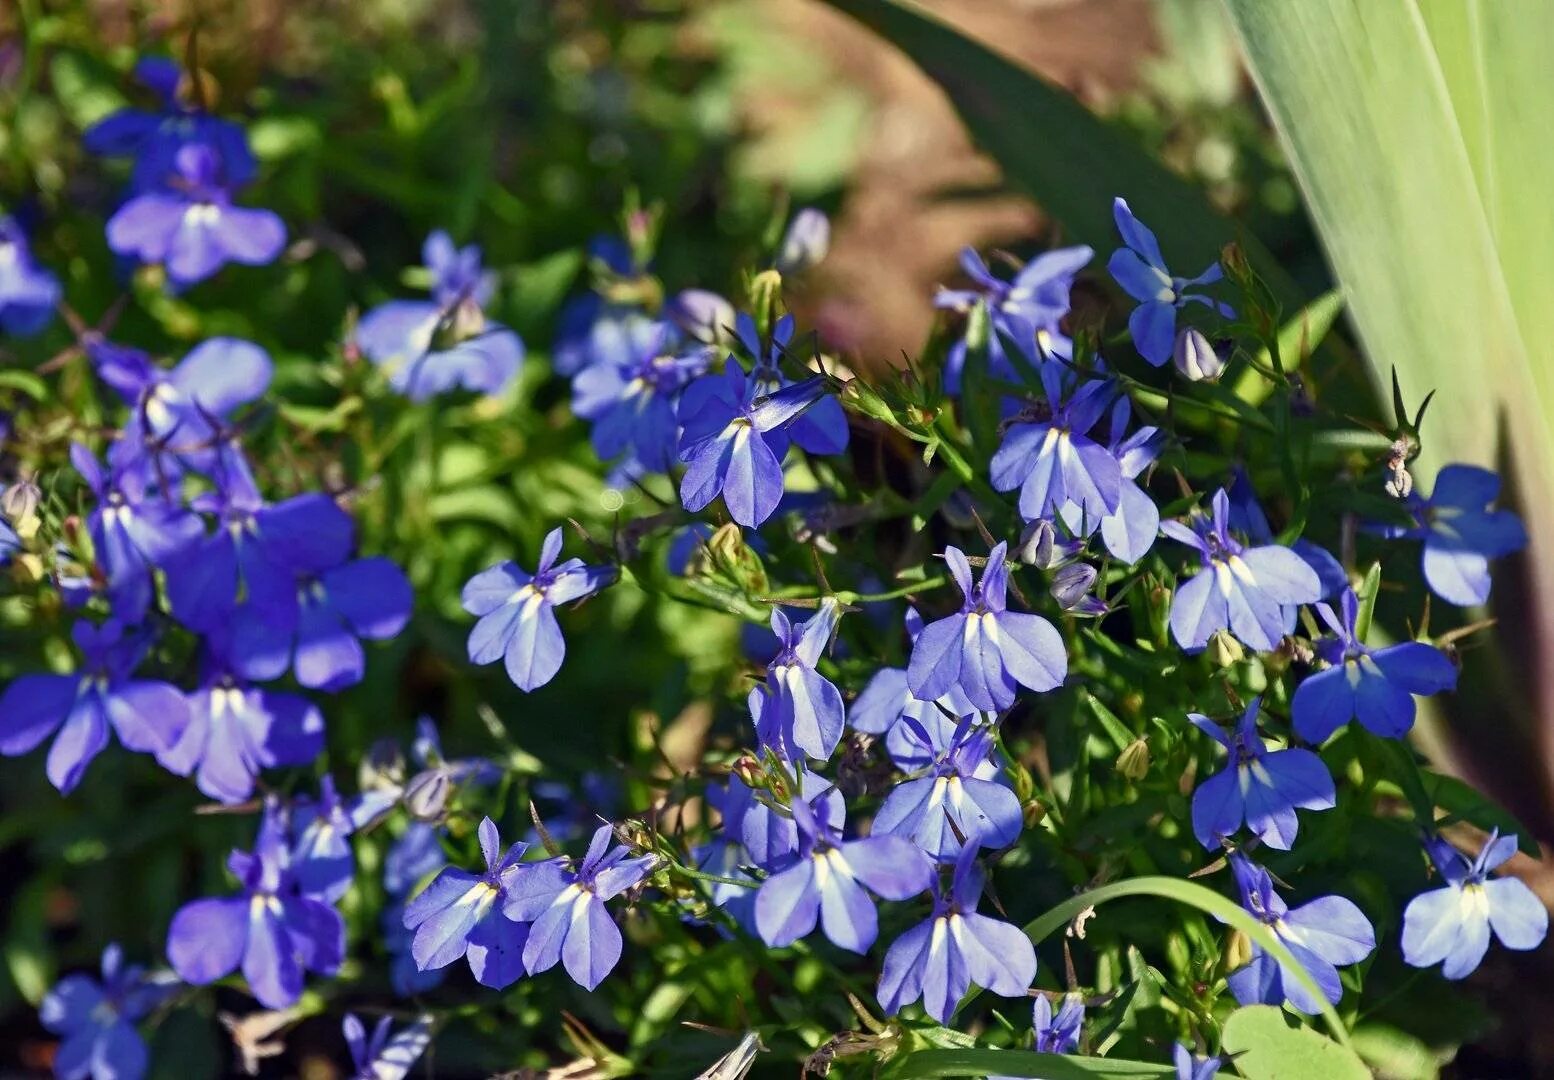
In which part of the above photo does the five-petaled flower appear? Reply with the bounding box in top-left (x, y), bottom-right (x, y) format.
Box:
top-left (877, 847), bottom-right (1036, 1023)
top-left (762, 599), bottom-right (846, 761)
top-left (1164, 488), bottom-right (1323, 653)
top-left (40, 943), bottom-right (175, 1080)
top-left (1189, 697), bottom-right (1335, 850)
top-left (402, 816), bottom-right (533, 990)
top-left (907, 542), bottom-right (1067, 712)
top-left (501, 822), bottom-right (658, 990)
top-left (166, 801), bottom-right (345, 1009)
top-left (343, 1012), bottom-right (432, 1080)
top-left (1379, 464), bottom-right (1526, 606)
top-left (754, 793), bottom-right (933, 953)
top-left (990, 364), bottom-right (1121, 525)
top-left (874, 718), bottom-right (1022, 861)
top-left (1107, 197), bottom-right (1233, 367)
top-left (1292, 587), bottom-right (1457, 743)
top-left (0, 213), bottom-right (62, 337)
top-left (1402, 830), bottom-right (1547, 979)
top-left (1225, 852), bottom-right (1375, 1015)
top-left (463, 526), bottom-right (617, 691)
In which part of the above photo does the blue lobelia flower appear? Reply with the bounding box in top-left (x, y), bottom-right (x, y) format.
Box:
top-left (0, 620), bottom-right (189, 793)
top-left (356, 230), bottom-right (525, 402)
top-left (721, 761), bottom-right (844, 870)
top-left (502, 822), bottom-right (658, 990)
top-left (1189, 697), bottom-right (1334, 851)
top-left (848, 609), bottom-right (984, 746)
top-left (84, 57), bottom-right (257, 195)
top-left (877, 847), bottom-right (1036, 1022)
top-left (0, 213), bottom-right (62, 337)
top-left (106, 144), bottom-right (285, 287)
top-left (762, 599), bottom-right (846, 761)
top-left (94, 336), bottom-right (270, 486)
top-left (775, 207), bottom-right (831, 275)
top-left (1379, 464), bottom-right (1527, 606)
top-left (166, 801), bottom-right (344, 1009)
top-left (1224, 853), bottom-right (1375, 1015)
top-left (874, 719), bottom-right (1021, 861)
top-left (1033, 995), bottom-right (1085, 1053)
top-left (907, 542), bottom-right (1067, 712)
top-left (753, 792), bottom-right (933, 953)
top-left (1060, 397), bottom-right (1163, 565)
top-left (1107, 197), bottom-right (1233, 367)
top-left (1173, 1044), bottom-right (1222, 1080)
top-left (571, 319), bottom-right (710, 471)
top-left (463, 525), bottom-right (617, 692)
top-left (552, 234), bottom-right (645, 377)
top-left (402, 817), bottom-right (533, 989)
top-left (935, 245), bottom-right (1093, 393)
top-left (1402, 830), bottom-right (1547, 979)
top-left (1225, 467), bottom-right (1346, 602)
top-left (167, 478), bottom-right (355, 634)
top-left (71, 443), bottom-right (205, 624)
top-left (676, 364), bottom-right (831, 528)
top-left (39, 943), bottom-right (175, 1080)
top-left (226, 547), bottom-right (414, 692)
top-left (991, 364), bottom-right (1121, 525)
top-left (343, 1013), bottom-right (432, 1080)
top-left (156, 651), bottom-right (324, 804)
top-left (1163, 488), bottom-right (1322, 653)
top-left (1291, 587), bottom-right (1457, 743)
top-left (738, 313), bottom-right (850, 456)
top-left (291, 776), bottom-right (358, 904)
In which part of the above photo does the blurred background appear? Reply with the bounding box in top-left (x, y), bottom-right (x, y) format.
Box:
top-left (3, 0), bottom-right (1553, 1075)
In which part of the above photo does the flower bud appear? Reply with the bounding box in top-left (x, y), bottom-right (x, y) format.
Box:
top-left (665, 288), bottom-right (736, 346)
top-left (1207, 629), bottom-right (1244, 667)
top-left (1052, 563), bottom-right (1100, 612)
top-left (1172, 327), bottom-right (1224, 382)
top-left (1018, 519), bottom-right (1056, 568)
top-left (1223, 928), bottom-right (1253, 974)
top-left (1115, 736), bottom-right (1150, 780)
top-left (775, 207), bottom-right (830, 275)
top-left (404, 768), bottom-right (452, 820)
top-left (2, 478), bottom-right (41, 540)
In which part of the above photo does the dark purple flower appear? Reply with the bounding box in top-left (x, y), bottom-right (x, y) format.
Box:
top-left (106, 144), bottom-right (285, 287)
top-left (71, 443), bottom-right (204, 624)
top-left (676, 364), bottom-right (831, 528)
top-left (343, 1013), bottom-right (432, 1080)
top-left (156, 661), bottom-right (324, 804)
top-left (84, 57), bottom-right (256, 195)
top-left (1225, 853), bottom-right (1374, 1015)
top-left (1402, 830), bottom-right (1547, 979)
top-left (1292, 588), bottom-right (1457, 743)
top-left (463, 526), bottom-right (616, 691)
top-left (0, 620), bottom-right (189, 793)
top-left (762, 600), bottom-right (845, 761)
top-left (40, 944), bottom-right (175, 1080)
top-left (571, 319), bottom-right (709, 471)
top-left (502, 823), bottom-right (657, 990)
top-left (991, 364), bottom-right (1121, 524)
top-left (0, 213), bottom-right (61, 337)
top-left (907, 542), bottom-right (1067, 712)
top-left (166, 802), bottom-right (344, 1009)
top-left (356, 231), bottom-right (524, 402)
top-left (402, 817), bottom-right (533, 989)
top-left (1379, 465), bottom-right (1526, 606)
top-left (753, 794), bottom-right (933, 953)
top-left (935, 245), bottom-right (1092, 393)
top-left (1164, 489), bottom-right (1322, 652)
top-left (1107, 197), bottom-right (1232, 367)
top-left (874, 719), bottom-right (1021, 861)
top-left (1189, 697), bottom-right (1334, 850)
top-left (877, 847), bottom-right (1035, 1022)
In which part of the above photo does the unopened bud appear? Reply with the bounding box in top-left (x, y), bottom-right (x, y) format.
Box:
top-left (1115, 737), bottom-right (1150, 781)
top-left (666, 289), bottom-right (736, 346)
top-left (2, 478), bottom-right (41, 540)
top-left (1172, 327), bottom-right (1224, 382)
top-left (1207, 629), bottom-right (1244, 667)
top-left (1223, 927), bottom-right (1253, 974)
top-left (1018, 519), bottom-right (1057, 568)
top-left (1051, 563), bottom-right (1103, 613)
top-left (775, 208), bottom-right (830, 275)
top-left (404, 768), bottom-right (452, 820)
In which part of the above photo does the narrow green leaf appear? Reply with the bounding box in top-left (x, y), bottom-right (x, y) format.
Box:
top-left (892, 1049), bottom-right (1171, 1079)
top-left (1354, 561), bottom-right (1381, 643)
top-left (821, 0), bottom-right (1304, 309)
top-left (1222, 1006), bottom-right (1369, 1080)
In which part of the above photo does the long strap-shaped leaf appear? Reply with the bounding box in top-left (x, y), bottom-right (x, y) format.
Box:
top-left (892, 1048), bottom-right (1172, 1079)
top-left (820, 0), bottom-right (1304, 310)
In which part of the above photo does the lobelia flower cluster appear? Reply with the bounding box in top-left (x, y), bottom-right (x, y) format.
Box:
top-left (3, 53), bottom-right (1548, 1078)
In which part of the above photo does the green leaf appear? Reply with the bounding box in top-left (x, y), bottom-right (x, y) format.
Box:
top-left (1355, 561), bottom-right (1381, 643)
top-left (892, 1049), bottom-right (1170, 1079)
top-left (1221, 1006), bottom-right (1370, 1080)
top-left (820, 0), bottom-right (1304, 309)
top-left (1350, 1022), bottom-right (1443, 1080)
top-left (1236, 288), bottom-right (1345, 405)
